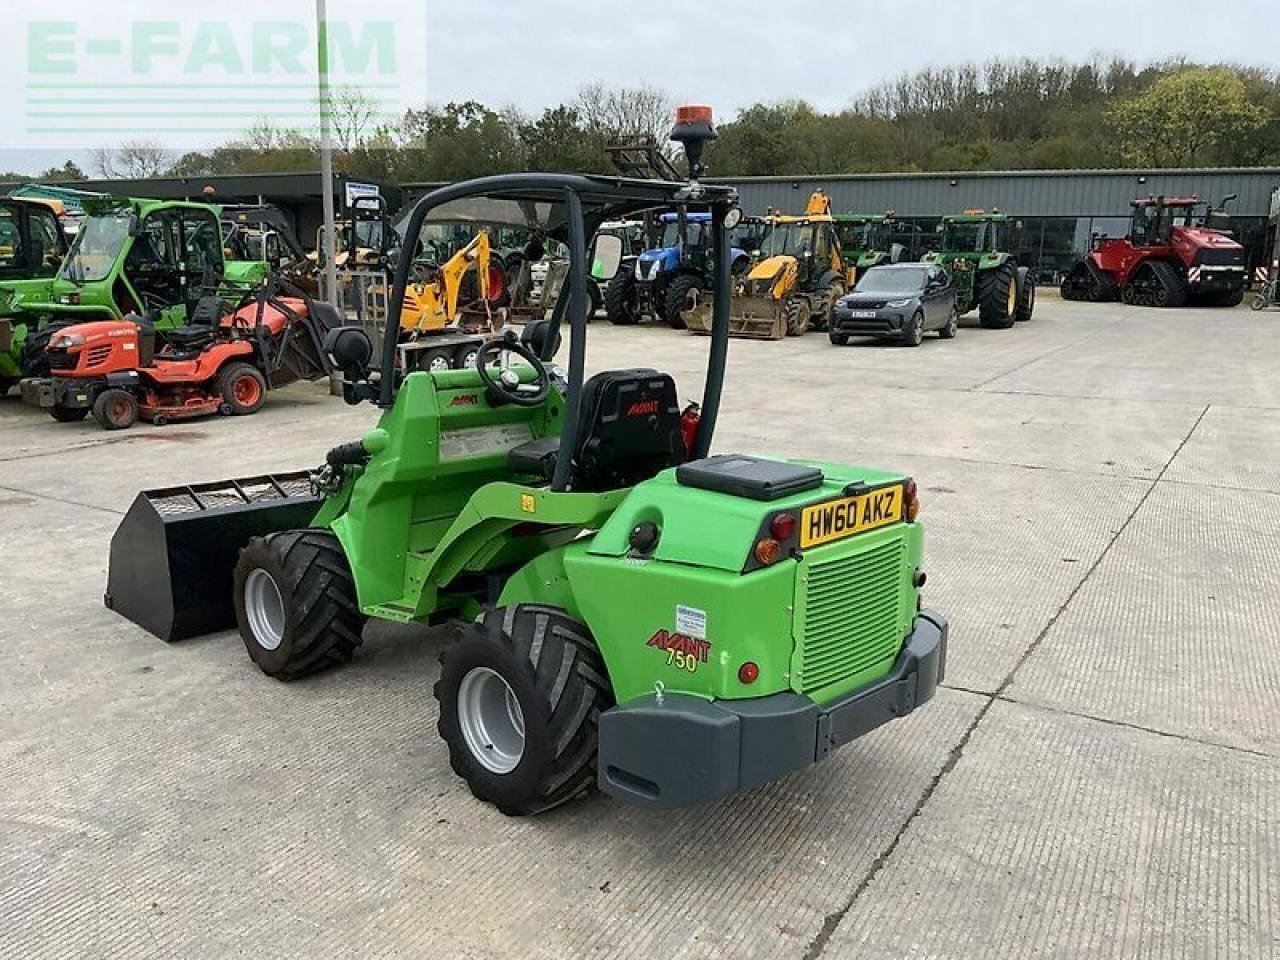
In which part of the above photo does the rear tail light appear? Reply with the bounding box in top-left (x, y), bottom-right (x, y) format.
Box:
top-left (738, 661), bottom-right (760, 685)
top-left (753, 538), bottom-right (781, 566)
top-left (769, 512), bottom-right (795, 541)
top-left (904, 478), bottom-right (920, 521)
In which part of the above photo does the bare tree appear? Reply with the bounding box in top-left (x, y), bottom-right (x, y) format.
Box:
top-left (325, 86), bottom-right (385, 153)
top-left (89, 140), bottom-right (173, 179)
top-left (574, 82), bottom-right (675, 143)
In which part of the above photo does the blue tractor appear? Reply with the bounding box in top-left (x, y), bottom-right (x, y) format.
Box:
top-left (604, 211), bottom-right (748, 328)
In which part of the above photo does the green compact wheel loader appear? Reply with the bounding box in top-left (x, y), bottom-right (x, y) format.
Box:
top-left (104, 106), bottom-right (947, 814)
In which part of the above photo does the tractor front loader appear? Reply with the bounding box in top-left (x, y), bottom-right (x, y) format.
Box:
top-left (104, 107), bottom-right (947, 816)
top-left (687, 191), bottom-right (849, 340)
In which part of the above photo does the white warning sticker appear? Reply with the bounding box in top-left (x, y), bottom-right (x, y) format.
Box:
top-left (675, 604), bottom-right (707, 639)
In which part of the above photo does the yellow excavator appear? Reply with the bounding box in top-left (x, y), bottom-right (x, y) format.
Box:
top-left (396, 228), bottom-right (507, 373)
top-left (402, 229), bottom-right (495, 331)
top-left (687, 191), bottom-right (851, 340)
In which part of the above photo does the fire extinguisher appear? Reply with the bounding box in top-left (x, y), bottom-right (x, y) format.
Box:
top-left (679, 402), bottom-right (701, 460)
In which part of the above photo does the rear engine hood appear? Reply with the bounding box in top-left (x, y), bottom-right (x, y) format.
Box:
top-left (588, 460), bottom-right (907, 573)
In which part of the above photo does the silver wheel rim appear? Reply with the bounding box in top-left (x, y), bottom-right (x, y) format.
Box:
top-left (457, 667), bottom-right (525, 774)
top-left (461, 350), bottom-right (478, 368)
top-left (429, 355), bottom-right (451, 373)
top-left (244, 568), bottom-right (285, 652)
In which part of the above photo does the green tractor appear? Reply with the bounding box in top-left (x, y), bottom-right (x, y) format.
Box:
top-left (104, 107), bottom-right (947, 815)
top-left (2, 197), bottom-right (231, 392)
top-left (0, 196), bottom-right (71, 394)
top-left (922, 211), bottom-right (1035, 329)
top-left (832, 212), bottom-right (904, 283)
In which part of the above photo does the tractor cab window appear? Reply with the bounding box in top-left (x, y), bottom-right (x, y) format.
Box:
top-left (27, 207), bottom-right (62, 275)
top-left (836, 220), bottom-right (871, 250)
top-left (180, 211), bottom-right (223, 284)
top-left (811, 225), bottom-right (831, 261)
top-left (1131, 205), bottom-right (1161, 245)
top-left (0, 207), bottom-right (22, 273)
top-left (658, 218), bottom-right (707, 249)
top-left (760, 221), bottom-right (814, 258)
top-left (59, 211), bottom-right (132, 283)
top-left (940, 221), bottom-right (986, 253)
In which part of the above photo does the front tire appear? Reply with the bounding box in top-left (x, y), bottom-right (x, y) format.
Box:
top-left (91, 388), bottom-right (138, 430)
top-left (50, 404), bottom-right (90, 422)
top-left (903, 310), bottom-right (925, 347)
top-left (435, 604), bottom-right (612, 816)
top-left (663, 274), bottom-right (701, 330)
top-left (784, 296), bottom-right (808, 336)
top-left (233, 530), bottom-right (367, 680)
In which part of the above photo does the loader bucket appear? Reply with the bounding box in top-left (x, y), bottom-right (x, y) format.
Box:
top-left (105, 472), bottom-right (321, 642)
top-left (687, 295), bottom-right (786, 340)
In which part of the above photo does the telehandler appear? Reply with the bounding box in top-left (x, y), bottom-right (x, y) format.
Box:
top-left (104, 106), bottom-right (947, 815)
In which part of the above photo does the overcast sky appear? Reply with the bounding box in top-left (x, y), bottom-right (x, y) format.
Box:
top-left (2, 0), bottom-right (1275, 176)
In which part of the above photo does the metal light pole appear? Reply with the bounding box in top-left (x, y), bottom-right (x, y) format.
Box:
top-left (316, 0), bottom-right (339, 309)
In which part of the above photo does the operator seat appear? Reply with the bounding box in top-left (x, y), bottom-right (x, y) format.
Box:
top-left (507, 368), bottom-right (685, 492)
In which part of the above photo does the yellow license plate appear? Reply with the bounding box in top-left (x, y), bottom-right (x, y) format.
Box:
top-left (800, 485), bottom-right (903, 549)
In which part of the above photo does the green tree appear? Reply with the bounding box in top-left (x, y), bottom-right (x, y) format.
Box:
top-left (1108, 67), bottom-right (1269, 166)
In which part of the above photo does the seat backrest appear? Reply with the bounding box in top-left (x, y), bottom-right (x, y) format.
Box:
top-left (573, 368), bottom-right (683, 491)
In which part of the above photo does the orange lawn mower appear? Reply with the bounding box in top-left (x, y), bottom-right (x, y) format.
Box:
top-left (25, 277), bottom-right (342, 430)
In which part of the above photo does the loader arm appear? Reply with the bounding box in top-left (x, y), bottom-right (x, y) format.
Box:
top-left (440, 229), bottom-right (491, 321)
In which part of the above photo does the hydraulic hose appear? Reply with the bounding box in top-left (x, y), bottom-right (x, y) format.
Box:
top-left (325, 440), bottom-right (369, 469)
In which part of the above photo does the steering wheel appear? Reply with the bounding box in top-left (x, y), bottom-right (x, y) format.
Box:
top-left (475, 337), bottom-right (550, 408)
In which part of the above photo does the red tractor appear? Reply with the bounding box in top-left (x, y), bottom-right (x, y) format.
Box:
top-left (1061, 196), bottom-right (1247, 308)
top-left (25, 279), bottom-right (341, 429)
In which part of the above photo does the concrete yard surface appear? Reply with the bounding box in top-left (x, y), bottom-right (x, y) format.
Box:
top-left (2, 295), bottom-right (1278, 959)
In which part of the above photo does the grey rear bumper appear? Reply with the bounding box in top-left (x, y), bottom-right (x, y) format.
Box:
top-left (597, 609), bottom-right (948, 809)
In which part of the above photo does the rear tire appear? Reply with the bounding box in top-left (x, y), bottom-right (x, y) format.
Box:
top-left (19, 321), bottom-right (71, 378)
top-left (938, 307), bottom-right (958, 339)
top-left (978, 262), bottom-right (1017, 329)
top-left (233, 529), bottom-right (366, 681)
top-left (828, 331), bottom-right (848, 346)
top-left (454, 342), bottom-right (480, 370)
top-left (435, 604), bottom-right (612, 816)
top-left (814, 280), bottom-right (843, 332)
top-left (216, 362), bottom-right (267, 415)
top-left (604, 271), bottom-right (640, 325)
top-left (91, 388), bottom-right (138, 430)
top-left (1015, 268), bottom-right (1036, 321)
top-left (663, 274), bottom-right (701, 330)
